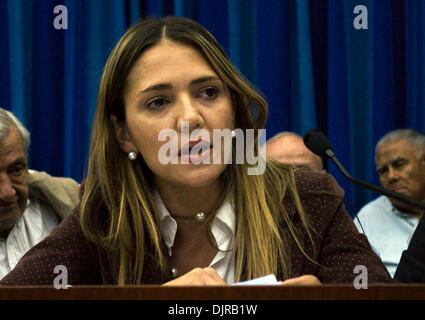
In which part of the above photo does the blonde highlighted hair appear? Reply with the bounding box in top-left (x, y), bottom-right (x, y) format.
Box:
top-left (80, 16), bottom-right (316, 284)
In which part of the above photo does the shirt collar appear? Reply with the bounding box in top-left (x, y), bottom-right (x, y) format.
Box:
top-left (154, 189), bottom-right (171, 221)
top-left (153, 190), bottom-right (235, 254)
top-left (386, 196), bottom-right (420, 221)
top-left (212, 199), bottom-right (236, 247)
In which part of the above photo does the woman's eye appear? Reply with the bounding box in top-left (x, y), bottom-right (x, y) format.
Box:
top-left (199, 87), bottom-right (218, 99)
top-left (146, 97), bottom-right (169, 110)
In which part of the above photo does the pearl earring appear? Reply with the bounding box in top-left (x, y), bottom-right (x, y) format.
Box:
top-left (231, 130), bottom-right (236, 138)
top-left (128, 151), bottom-right (137, 160)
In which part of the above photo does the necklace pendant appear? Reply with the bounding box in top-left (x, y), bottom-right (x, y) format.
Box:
top-left (195, 212), bottom-right (206, 222)
top-left (171, 267), bottom-right (178, 278)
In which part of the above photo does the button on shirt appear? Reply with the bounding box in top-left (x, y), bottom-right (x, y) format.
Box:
top-left (154, 191), bottom-right (236, 284)
top-left (0, 198), bottom-right (59, 279)
top-left (354, 195), bottom-right (419, 277)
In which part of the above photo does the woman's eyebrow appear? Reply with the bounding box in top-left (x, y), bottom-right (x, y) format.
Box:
top-left (136, 76), bottom-right (221, 97)
top-left (137, 83), bottom-right (172, 96)
top-left (190, 76), bottom-right (221, 86)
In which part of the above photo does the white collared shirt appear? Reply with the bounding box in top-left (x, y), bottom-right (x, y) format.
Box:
top-left (354, 195), bottom-right (420, 277)
top-left (154, 191), bottom-right (236, 284)
top-left (0, 198), bottom-right (59, 279)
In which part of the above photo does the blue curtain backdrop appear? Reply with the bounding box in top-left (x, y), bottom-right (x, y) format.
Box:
top-left (1, 0), bottom-right (424, 215)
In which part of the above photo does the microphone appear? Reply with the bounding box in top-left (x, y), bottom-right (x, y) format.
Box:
top-left (303, 129), bottom-right (425, 210)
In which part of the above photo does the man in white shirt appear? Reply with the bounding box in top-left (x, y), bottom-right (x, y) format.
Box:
top-left (354, 129), bottom-right (425, 277)
top-left (0, 108), bottom-right (79, 279)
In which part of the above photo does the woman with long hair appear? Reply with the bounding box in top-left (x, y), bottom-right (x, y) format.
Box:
top-left (1, 16), bottom-right (391, 285)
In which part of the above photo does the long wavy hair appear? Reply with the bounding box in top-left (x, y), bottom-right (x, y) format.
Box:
top-left (80, 16), bottom-right (315, 284)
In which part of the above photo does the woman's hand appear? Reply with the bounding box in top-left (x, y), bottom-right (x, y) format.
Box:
top-left (162, 267), bottom-right (227, 286)
top-left (281, 275), bottom-right (321, 286)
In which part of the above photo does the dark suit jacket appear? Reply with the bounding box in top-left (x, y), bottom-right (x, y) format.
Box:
top-left (0, 170), bottom-right (393, 285)
top-left (394, 212), bottom-right (425, 282)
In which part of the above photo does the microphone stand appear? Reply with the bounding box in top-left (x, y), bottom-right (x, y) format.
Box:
top-left (325, 149), bottom-right (425, 210)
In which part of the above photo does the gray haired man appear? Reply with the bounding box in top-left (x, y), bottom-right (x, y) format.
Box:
top-left (0, 108), bottom-right (79, 279)
top-left (355, 129), bottom-right (425, 277)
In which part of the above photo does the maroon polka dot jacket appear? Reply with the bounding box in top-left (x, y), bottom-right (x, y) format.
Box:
top-left (0, 170), bottom-right (394, 285)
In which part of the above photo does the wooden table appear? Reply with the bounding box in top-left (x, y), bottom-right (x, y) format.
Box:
top-left (1, 284), bottom-right (424, 300)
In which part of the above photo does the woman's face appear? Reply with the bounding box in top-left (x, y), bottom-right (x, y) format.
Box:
top-left (116, 39), bottom-right (234, 191)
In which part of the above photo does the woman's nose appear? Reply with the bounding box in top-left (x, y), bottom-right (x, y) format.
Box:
top-left (175, 95), bottom-right (204, 133)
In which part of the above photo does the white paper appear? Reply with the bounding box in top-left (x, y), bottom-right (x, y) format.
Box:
top-left (233, 274), bottom-right (282, 286)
